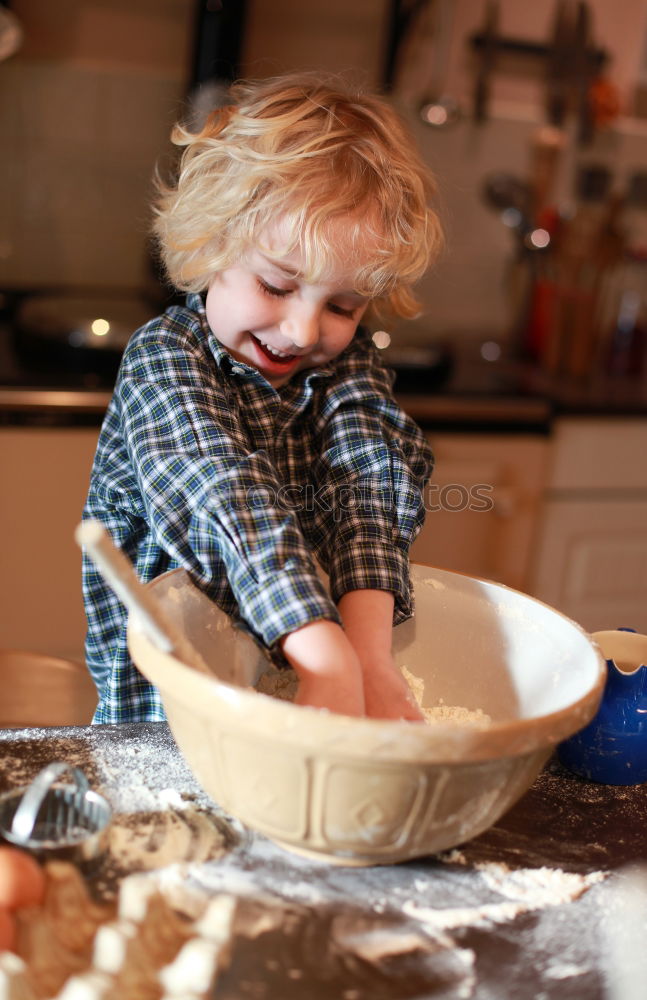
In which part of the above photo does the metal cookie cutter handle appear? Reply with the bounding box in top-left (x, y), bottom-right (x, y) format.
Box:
top-left (10, 762), bottom-right (91, 843)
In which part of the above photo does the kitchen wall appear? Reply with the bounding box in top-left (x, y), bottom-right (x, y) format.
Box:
top-left (243, 0), bottom-right (647, 345)
top-left (389, 0), bottom-right (647, 344)
top-left (0, 0), bottom-right (193, 291)
top-left (3, 0), bottom-right (647, 341)
top-left (398, 106), bottom-right (647, 344)
top-left (392, 0), bottom-right (647, 114)
top-left (243, 0), bottom-right (389, 85)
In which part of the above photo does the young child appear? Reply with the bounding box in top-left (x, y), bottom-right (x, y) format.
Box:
top-left (81, 73), bottom-right (443, 724)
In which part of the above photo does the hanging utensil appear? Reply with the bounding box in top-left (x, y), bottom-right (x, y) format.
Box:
top-left (417, 0), bottom-right (462, 128)
top-left (382, 0), bottom-right (434, 92)
top-left (545, 0), bottom-right (573, 127)
top-left (528, 124), bottom-right (566, 223)
top-left (473, 0), bottom-right (499, 123)
top-left (572, 1), bottom-right (596, 145)
top-left (481, 171), bottom-right (534, 244)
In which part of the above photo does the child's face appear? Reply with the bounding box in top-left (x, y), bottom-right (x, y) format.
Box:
top-left (205, 233), bottom-right (370, 388)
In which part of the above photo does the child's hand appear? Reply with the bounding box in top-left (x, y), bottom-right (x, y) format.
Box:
top-left (360, 656), bottom-right (425, 722)
top-left (338, 588), bottom-right (425, 723)
top-left (280, 620), bottom-right (365, 717)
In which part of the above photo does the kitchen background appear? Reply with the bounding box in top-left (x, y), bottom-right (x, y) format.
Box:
top-left (1, 0), bottom-right (647, 662)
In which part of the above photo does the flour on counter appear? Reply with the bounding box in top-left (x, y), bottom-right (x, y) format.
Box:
top-left (0, 726), bottom-right (235, 893)
top-left (332, 924), bottom-right (440, 961)
top-left (403, 897), bottom-right (532, 932)
top-left (108, 807), bottom-right (227, 873)
top-left (544, 962), bottom-right (590, 980)
top-left (404, 858), bottom-right (606, 933)
top-left (474, 861), bottom-right (606, 906)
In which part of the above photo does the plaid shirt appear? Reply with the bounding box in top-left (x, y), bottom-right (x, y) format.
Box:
top-left (82, 293), bottom-right (433, 722)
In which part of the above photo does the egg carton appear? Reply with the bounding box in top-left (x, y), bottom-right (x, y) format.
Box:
top-left (0, 862), bottom-right (237, 1000)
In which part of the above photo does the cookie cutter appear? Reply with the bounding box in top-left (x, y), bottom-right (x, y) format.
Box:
top-left (0, 761), bottom-right (112, 868)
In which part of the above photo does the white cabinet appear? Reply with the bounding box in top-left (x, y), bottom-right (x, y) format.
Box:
top-left (411, 432), bottom-right (549, 593)
top-left (529, 418), bottom-right (647, 633)
top-left (3, 417), bottom-right (644, 660)
top-left (0, 428), bottom-right (99, 661)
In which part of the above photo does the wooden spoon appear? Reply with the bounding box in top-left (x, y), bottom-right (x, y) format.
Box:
top-left (75, 519), bottom-right (210, 675)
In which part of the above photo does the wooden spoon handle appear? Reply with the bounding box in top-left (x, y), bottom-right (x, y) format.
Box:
top-left (76, 519), bottom-right (210, 674)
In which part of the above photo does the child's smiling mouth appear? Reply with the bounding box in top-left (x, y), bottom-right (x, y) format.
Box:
top-left (251, 334), bottom-right (299, 368)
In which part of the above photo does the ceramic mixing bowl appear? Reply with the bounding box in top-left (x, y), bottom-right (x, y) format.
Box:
top-left (128, 564), bottom-right (605, 865)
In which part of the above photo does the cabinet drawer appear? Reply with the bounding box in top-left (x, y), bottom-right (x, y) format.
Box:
top-left (0, 427), bottom-right (99, 660)
top-left (548, 418), bottom-right (647, 491)
top-left (413, 433), bottom-right (548, 592)
top-left (530, 498), bottom-right (647, 632)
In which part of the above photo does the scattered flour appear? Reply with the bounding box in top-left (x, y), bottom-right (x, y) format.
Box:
top-left (256, 662), bottom-right (492, 727)
top-left (474, 861), bottom-right (605, 906)
top-left (403, 864), bottom-right (605, 931)
top-left (495, 601), bottom-right (540, 631)
top-left (402, 897), bottom-right (530, 931)
top-left (108, 807), bottom-right (226, 872)
top-left (255, 666), bottom-right (299, 701)
top-left (401, 664), bottom-right (425, 706)
top-left (400, 665), bottom-right (492, 726)
top-left (0, 726), bottom-right (232, 888)
top-left (422, 702), bottom-right (492, 725)
top-left (441, 850), bottom-right (607, 903)
top-left (544, 962), bottom-right (590, 980)
top-left (1, 726), bottom-right (615, 999)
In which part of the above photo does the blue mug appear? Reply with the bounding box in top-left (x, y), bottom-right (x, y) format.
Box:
top-left (558, 628), bottom-right (647, 785)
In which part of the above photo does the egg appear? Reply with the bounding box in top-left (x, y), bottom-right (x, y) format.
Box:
top-left (0, 847), bottom-right (46, 909)
top-left (0, 906), bottom-right (16, 952)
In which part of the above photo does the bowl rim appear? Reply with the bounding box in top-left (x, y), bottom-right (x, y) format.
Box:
top-left (127, 565), bottom-right (607, 764)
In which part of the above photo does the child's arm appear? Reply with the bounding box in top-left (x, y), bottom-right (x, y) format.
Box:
top-left (279, 591), bottom-right (424, 721)
top-left (280, 620), bottom-right (365, 717)
top-left (313, 330), bottom-right (433, 632)
top-left (102, 311), bottom-right (345, 680)
top-left (307, 332), bottom-right (432, 720)
top-left (337, 590), bottom-right (424, 721)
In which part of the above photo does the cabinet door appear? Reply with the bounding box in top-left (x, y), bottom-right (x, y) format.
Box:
top-left (411, 434), bottom-right (548, 592)
top-left (0, 428), bottom-right (99, 660)
top-left (530, 499), bottom-right (647, 633)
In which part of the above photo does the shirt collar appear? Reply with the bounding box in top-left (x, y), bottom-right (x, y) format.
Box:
top-left (186, 292), bottom-right (234, 372)
top-left (185, 291), bottom-right (336, 390)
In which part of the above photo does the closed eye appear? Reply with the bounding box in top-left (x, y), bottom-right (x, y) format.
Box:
top-left (258, 277), bottom-right (358, 318)
top-left (257, 278), bottom-right (291, 299)
top-left (327, 302), bottom-right (356, 319)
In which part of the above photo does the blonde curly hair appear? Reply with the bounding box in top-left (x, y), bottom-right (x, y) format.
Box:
top-left (152, 73), bottom-right (443, 318)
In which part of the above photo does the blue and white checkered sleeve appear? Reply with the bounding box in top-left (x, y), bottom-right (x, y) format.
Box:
top-left (311, 337), bottom-right (433, 624)
top-left (117, 329), bottom-right (340, 647)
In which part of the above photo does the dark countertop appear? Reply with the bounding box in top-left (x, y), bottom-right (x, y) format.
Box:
top-left (2, 369), bottom-right (643, 432)
top-left (1, 722), bottom-right (645, 999)
top-left (0, 315), bottom-right (645, 430)
top-left (0, 383), bottom-right (554, 432)
top-left (393, 346), bottom-right (647, 431)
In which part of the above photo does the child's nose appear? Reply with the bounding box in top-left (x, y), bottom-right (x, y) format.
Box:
top-left (280, 307), bottom-right (319, 350)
